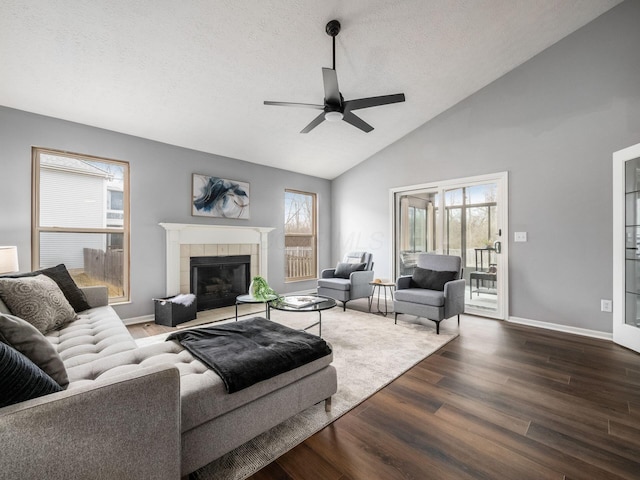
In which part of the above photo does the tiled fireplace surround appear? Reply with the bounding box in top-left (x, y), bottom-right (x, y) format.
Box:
top-left (159, 223), bottom-right (275, 297)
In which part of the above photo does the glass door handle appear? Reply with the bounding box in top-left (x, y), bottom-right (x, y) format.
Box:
top-left (494, 241), bottom-right (502, 254)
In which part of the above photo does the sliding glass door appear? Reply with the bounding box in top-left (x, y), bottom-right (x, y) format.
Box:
top-left (392, 172), bottom-right (508, 319)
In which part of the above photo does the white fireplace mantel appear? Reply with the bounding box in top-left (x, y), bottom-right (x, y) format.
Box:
top-left (159, 223), bottom-right (275, 296)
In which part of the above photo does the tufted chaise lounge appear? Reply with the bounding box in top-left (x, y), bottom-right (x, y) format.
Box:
top-left (0, 286), bottom-right (337, 479)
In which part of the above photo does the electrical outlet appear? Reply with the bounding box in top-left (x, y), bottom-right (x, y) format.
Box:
top-left (514, 232), bottom-right (527, 242)
top-left (601, 299), bottom-right (612, 313)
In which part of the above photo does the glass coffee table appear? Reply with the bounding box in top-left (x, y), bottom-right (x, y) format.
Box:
top-left (268, 295), bottom-right (336, 337)
top-left (235, 294), bottom-right (278, 320)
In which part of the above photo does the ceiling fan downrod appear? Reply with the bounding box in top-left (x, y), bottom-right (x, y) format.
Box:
top-left (325, 20), bottom-right (341, 71)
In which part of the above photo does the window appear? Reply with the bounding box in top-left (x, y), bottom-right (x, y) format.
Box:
top-left (284, 190), bottom-right (317, 281)
top-left (32, 148), bottom-right (130, 303)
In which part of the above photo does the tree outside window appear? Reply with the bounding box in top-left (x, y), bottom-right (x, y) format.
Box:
top-left (284, 190), bottom-right (317, 281)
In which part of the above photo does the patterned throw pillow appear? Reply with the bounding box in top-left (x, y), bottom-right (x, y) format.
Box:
top-left (0, 313), bottom-right (69, 387)
top-left (0, 275), bottom-right (77, 334)
top-left (3, 264), bottom-right (91, 312)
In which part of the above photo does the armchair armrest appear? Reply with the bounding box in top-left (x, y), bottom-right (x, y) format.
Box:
top-left (349, 269), bottom-right (375, 299)
top-left (396, 275), bottom-right (412, 290)
top-left (321, 268), bottom-right (337, 278)
top-left (80, 285), bottom-right (109, 308)
top-left (444, 278), bottom-right (466, 318)
top-left (0, 364), bottom-right (181, 480)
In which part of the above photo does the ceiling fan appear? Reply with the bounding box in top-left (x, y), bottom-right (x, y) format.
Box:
top-left (264, 20), bottom-right (405, 134)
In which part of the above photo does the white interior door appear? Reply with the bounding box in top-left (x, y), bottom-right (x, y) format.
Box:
top-left (392, 172), bottom-right (509, 320)
top-left (613, 142), bottom-right (640, 353)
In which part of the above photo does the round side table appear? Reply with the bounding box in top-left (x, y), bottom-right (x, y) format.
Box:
top-left (368, 281), bottom-right (396, 316)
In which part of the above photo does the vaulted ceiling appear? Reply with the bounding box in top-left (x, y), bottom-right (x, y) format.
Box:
top-left (0, 1), bottom-right (622, 179)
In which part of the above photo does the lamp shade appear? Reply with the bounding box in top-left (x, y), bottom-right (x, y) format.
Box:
top-left (0, 246), bottom-right (19, 274)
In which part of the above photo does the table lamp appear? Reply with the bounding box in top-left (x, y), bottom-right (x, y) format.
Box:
top-left (0, 246), bottom-right (19, 274)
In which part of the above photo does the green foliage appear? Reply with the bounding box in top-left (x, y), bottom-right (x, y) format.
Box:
top-left (250, 276), bottom-right (278, 301)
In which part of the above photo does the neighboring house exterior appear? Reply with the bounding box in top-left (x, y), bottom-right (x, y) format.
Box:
top-left (39, 154), bottom-right (124, 269)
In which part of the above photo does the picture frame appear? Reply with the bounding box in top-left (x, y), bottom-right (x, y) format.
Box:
top-left (192, 173), bottom-right (250, 219)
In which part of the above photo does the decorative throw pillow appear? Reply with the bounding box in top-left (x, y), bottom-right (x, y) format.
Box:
top-left (40, 264), bottom-right (91, 312)
top-left (0, 314), bottom-right (69, 387)
top-left (3, 264), bottom-right (91, 313)
top-left (334, 262), bottom-right (366, 279)
top-left (411, 267), bottom-right (458, 291)
top-left (0, 275), bottom-right (77, 334)
top-left (0, 341), bottom-right (63, 408)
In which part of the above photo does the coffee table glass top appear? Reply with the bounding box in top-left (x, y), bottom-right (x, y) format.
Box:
top-left (269, 295), bottom-right (336, 312)
top-left (236, 294), bottom-right (278, 304)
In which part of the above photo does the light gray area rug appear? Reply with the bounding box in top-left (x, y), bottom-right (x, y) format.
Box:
top-left (182, 307), bottom-right (458, 480)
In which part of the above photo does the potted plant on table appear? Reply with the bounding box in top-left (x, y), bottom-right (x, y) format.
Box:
top-left (249, 276), bottom-right (279, 301)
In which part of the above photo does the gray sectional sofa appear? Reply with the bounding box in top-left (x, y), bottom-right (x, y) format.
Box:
top-left (0, 286), bottom-right (337, 479)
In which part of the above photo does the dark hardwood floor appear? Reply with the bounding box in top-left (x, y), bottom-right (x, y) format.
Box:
top-left (243, 316), bottom-right (640, 480)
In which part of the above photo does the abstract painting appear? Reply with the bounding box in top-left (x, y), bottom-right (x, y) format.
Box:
top-left (192, 174), bottom-right (250, 219)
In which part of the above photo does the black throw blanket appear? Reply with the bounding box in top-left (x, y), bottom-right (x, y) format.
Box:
top-left (166, 317), bottom-right (332, 393)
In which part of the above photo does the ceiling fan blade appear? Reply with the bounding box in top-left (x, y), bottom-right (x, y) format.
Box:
top-left (300, 112), bottom-right (326, 134)
top-left (342, 111), bottom-right (374, 133)
top-left (322, 68), bottom-right (341, 105)
top-left (343, 93), bottom-right (405, 112)
top-left (264, 101), bottom-right (324, 109)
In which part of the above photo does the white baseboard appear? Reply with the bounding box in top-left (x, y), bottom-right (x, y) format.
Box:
top-left (507, 316), bottom-right (613, 341)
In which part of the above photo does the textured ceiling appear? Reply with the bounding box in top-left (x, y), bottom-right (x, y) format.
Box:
top-left (0, 0), bottom-right (622, 179)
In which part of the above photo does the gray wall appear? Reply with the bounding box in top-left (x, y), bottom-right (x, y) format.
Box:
top-left (330, 1), bottom-right (640, 333)
top-left (0, 107), bottom-right (331, 319)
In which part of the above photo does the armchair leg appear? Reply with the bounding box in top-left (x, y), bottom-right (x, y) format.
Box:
top-left (458, 314), bottom-right (460, 326)
top-left (436, 321), bottom-right (440, 335)
top-left (343, 301), bottom-right (347, 311)
top-left (394, 313), bottom-right (398, 325)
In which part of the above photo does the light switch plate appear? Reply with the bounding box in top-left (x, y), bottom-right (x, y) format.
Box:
top-left (514, 232), bottom-right (527, 242)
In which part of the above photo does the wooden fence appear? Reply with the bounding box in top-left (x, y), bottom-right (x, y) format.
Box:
top-left (83, 248), bottom-right (124, 287)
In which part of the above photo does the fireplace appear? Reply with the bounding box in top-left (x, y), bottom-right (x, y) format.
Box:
top-left (190, 255), bottom-right (250, 311)
top-left (159, 223), bottom-right (274, 297)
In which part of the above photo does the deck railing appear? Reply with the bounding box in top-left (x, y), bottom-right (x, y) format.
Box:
top-left (286, 247), bottom-right (314, 280)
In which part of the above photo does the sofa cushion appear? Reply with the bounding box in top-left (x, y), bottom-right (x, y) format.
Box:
top-left (65, 339), bottom-right (334, 433)
top-left (46, 305), bottom-right (138, 368)
top-left (334, 262), bottom-right (365, 279)
top-left (394, 288), bottom-right (445, 307)
top-left (0, 313), bottom-right (69, 387)
top-left (317, 277), bottom-right (351, 291)
top-left (0, 341), bottom-right (63, 408)
top-left (411, 267), bottom-right (458, 291)
top-left (3, 264), bottom-right (92, 313)
top-left (0, 275), bottom-right (77, 334)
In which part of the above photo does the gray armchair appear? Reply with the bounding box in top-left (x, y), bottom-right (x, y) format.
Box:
top-left (393, 253), bottom-right (465, 334)
top-left (317, 252), bottom-right (374, 311)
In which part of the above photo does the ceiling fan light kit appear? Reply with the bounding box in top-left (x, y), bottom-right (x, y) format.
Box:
top-left (264, 19), bottom-right (405, 134)
top-left (324, 111), bottom-right (343, 122)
